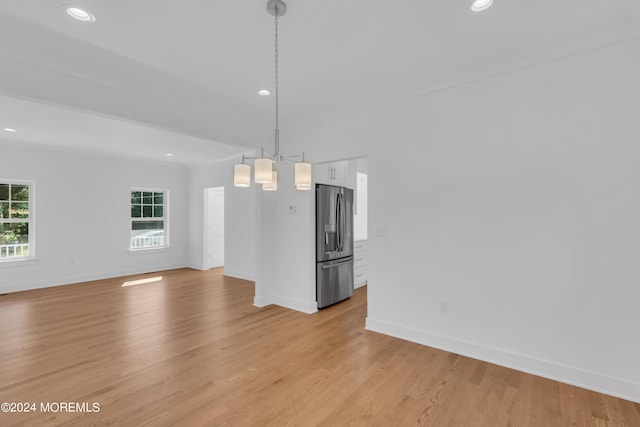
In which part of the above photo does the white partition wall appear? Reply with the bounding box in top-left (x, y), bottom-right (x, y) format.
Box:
top-left (261, 38), bottom-right (640, 402)
top-left (0, 142), bottom-right (188, 293)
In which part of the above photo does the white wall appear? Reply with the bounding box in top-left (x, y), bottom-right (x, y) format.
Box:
top-left (264, 38), bottom-right (640, 401)
top-left (354, 171), bottom-right (368, 241)
top-left (187, 158), bottom-right (255, 280)
top-left (254, 165), bottom-right (317, 313)
top-left (0, 142), bottom-right (188, 293)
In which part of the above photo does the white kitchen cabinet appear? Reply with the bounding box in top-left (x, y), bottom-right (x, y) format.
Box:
top-left (313, 160), bottom-right (355, 189)
top-left (313, 162), bottom-right (335, 186)
top-left (345, 161), bottom-right (356, 190)
top-left (354, 240), bottom-right (368, 288)
top-left (329, 161), bottom-right (346, 185)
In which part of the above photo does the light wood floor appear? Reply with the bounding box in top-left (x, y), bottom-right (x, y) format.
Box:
top-left (1, 268), bottom-right (639, 426)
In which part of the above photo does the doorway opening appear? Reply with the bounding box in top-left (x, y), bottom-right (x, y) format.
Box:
top-left (204, 187), bottom-right (225, 269)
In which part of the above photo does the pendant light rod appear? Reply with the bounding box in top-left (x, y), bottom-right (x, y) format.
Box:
top-left (233, 0), bottom-right (312, 191)
top-left (274, 1), bottom-right (280, 161)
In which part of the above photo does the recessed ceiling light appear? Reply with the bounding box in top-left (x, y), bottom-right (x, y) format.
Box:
top-left (165, 153), bottom-right (174, 157)
top-left (471, 0), bottom-right (493, 12)
top-left (258, 89), bottom-right (271, 96)
top-left (65, 6), bottom-right (96, 22)
top-left (3, 128), bottom-right (17, 132)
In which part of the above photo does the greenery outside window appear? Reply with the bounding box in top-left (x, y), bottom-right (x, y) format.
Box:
top-left (0, 181), bottom-right (34, 260)
top-left (130, 189), bottom-right (168, 250)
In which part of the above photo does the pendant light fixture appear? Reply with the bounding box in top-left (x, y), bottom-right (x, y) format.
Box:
top-left (233, 0), bottom-right (312, 191)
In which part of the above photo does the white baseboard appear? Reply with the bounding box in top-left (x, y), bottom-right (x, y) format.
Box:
top-left (365, 317), bottom-right (640, 404)
top-left (224, 269), bottom-right (255, 282)
top-left (272, 296), bottom-right (318, 314)
top-left (187, 262), bottom-right (207, 271)
top-left (355, 281), bottom-right (367, 289)
top-left (254, 295), bottom-right (274, 308)
top-left (0, 263), bottom-right (188, 294)
top-left (253, 294), bottom-right (317, 314)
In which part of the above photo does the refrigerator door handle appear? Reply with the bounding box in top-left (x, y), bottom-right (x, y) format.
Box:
top-left (336, 192), bottom-right (342, 251)
top-left (339, 193), bottom-right (344, 251)
top-left (340, 192), bottom-right (346, 252)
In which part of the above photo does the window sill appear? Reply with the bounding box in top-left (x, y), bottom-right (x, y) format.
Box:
top-left (0, 258), bottom-right (39, 267)
top-left (128, 247), bottom-right (170, 255)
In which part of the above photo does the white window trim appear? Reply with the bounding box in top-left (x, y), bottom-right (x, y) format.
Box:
top-left (129, 187), bottom-right (169, 252)
top-left (128, 247), bottom-right (170, 255)
top-left (0, 179), bottom-right (35, 264)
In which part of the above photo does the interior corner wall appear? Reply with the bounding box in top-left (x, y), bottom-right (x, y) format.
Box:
top-left (277, 38), bottom-right (640, 402)
top-left (186, 158), bottom-right (255, 280)
top-left (0, 143), bottom-right (188, 293)
top-left (254, 165), bottom-right (317, 313)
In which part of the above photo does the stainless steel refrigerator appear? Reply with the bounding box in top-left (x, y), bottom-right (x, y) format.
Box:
top-left (316, 184), bottom-right (354, 308)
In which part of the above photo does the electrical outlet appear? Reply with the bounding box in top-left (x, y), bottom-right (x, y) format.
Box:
top-left (440, 300), bottom-right (449, 313)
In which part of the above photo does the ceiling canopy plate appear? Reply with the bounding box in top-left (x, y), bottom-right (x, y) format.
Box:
top-left (267, 0), bottom-right (286, 17)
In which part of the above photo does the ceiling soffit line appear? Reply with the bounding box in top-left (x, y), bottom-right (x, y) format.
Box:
top-left (282, 22), bottom-right (640, 133)
top-left (1, 2), bottom-right (639, 162)
top-left (0, 13), bottom-right (271, 150)
top-left (0, 54), bottom-right (271, 153)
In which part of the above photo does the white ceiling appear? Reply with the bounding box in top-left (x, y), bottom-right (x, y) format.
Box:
top-left (1, 0), bottom-right (640, 164)
top-left (0, 94), bottom-right (249, 164)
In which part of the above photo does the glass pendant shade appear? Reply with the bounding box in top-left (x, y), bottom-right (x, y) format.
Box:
top-left (255, 158), bottom-right (273, 183)
top-left (295, 162), bottom-right (312, 190)
top-left (263, 171), bottom-right (278, 191)
top-left (234, 164), bottom-right (251, 187)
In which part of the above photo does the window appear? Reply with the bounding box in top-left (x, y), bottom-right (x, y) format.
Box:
top-left (0, 181), bottom-right (34, 260)
top-left (130, 189), bottom-right (168, 250)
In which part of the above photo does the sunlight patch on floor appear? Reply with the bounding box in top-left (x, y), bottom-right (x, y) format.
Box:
top-left (121, 276), bottom-right (163, 287)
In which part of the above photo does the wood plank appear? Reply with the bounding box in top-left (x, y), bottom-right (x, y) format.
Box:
top-left (0, 267), bottom-right (638, 426)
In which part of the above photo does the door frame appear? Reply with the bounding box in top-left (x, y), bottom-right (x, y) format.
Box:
top-left (203, 186), bottom-right (225, 269)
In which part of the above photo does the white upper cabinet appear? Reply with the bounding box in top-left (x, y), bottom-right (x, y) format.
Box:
top-left (313, 160), bottom-right (356, 189)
